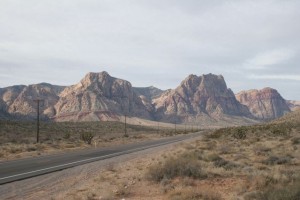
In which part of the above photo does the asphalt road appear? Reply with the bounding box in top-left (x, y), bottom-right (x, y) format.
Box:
top-left (0, 132), bottom-right (202, 185)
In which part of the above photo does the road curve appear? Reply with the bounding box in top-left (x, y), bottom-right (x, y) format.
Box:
top-left (0, 132), bottom-right (202, 185)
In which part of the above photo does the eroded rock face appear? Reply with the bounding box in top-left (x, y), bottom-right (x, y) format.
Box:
top-left (0, 83), bottom-right (64, 119)
top-left (236, 88), bottom-right (291, 120)
top-left (153, 74), bottom-right (252, 122)
top-left (54, 72), bottom-right (151, 121)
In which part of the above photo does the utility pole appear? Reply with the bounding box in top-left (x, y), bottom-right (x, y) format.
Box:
top-left (174, 121), bottom-right (177, 133)
top-left (124, 114), bottom-right (127, 137)
top-left (157, 121), bottom-right (159, 134)
top-left (33, 99), bottom-right (44, 143)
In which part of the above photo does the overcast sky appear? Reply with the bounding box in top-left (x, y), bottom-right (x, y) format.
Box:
top-left (0, 0), bottom-right (299, 100)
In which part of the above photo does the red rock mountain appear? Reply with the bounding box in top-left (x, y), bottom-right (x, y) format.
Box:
top-left (153, 74), bottom-right (252, 122)
top-left (0, 83), bottom-right (64, 119)
top-left (235, 88), bottom-right (291, 120)
top-left (53, 72), bottom-right (151, 121)
top-left (0, 71), bottom-right (294, 126)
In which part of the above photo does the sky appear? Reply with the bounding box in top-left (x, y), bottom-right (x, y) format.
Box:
top-left (0, 0), bottom-right (299, 100)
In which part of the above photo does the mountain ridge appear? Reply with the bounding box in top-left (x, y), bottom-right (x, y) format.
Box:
top-left (0, 71), bottom-right (296, 127)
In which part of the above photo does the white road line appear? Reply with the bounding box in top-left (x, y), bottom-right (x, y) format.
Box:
top-left (0, 138), bottom-right (185, 181)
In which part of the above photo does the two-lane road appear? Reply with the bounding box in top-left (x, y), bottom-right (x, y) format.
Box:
top-left (0, 132), bottom-right (202, 185)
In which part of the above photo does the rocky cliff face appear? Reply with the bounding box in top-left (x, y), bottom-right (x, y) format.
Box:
top-left (153, 74), bottom-right (252, 122)
top-left (133, 86), bottom-right (164, 100)
top-left (53, 72), bottom-right (151, 121)
top-left (133, 86), bottom-right (164, 114)
top-left (0, 83), bottom-right (64, 119)
top-left (236, 88), bottom-right (290, 120)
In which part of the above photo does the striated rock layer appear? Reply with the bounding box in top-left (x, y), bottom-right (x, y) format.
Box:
top-left (236, 87), bottom-right (290, 120)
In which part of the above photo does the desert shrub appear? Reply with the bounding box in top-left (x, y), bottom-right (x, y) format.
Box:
top-left (80, 133), bottom-right (94, 144)
top-left (253, 146), bottom-right (271, 156)
top-left (233, 127), bottom-right (247, 140)
top-left (262, 156), bottom-right (292, 165)
top-left (9, 146), bottom-right (23, 154)
top-left (147, 154), bottom-right (207, 182)
top-left (268, 124), bottom-right (292, 137)
top-left (213, 157), bottom-right (239, 170)
top-left (63, 132), bottom-right (71, 139)
top-left (218, 145), bottom-right (231, 154)
top-left (115, 183), bottom-right (131, 198)
top-left (203, 153), bottom-right (222, 162)
top-left (244, 179), bottom-right (300, 200)
top-left (168, 188), bottom-right (221, 200)
top-left (291, 137), bottom-right (300, 145)
top-left (26, 145), bottom-right (37, 152)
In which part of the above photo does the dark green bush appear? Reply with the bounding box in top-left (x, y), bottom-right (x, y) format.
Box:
top-left (80, 133), bottom-right (94, 144)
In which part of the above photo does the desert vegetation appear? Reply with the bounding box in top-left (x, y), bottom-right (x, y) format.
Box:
top-left (35, 111), bottom-right (300, 200)
top-left (0, 120), bottom-right (199, 160)
top-left (144, 113), bottom-right (300, 199)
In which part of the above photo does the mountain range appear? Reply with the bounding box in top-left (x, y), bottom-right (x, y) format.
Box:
top-left (0, 71), bottom-right (297, 127)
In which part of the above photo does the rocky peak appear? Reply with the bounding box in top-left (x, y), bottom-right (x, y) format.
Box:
top-left (153, 73), bottom-right (251, 122)
top-left (236, 87), bottom-right (290, 120)
top-left (179, 73), bottom-right (227, 97)
top-left (54, 72), bottom-right (151, 121)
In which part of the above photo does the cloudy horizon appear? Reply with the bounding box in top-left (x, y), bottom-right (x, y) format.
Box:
top-left (0, 0), bottom-right (299, 100)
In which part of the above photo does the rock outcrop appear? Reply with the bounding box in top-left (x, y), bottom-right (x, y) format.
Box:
top-left (53, 72), bottom-right (151, 121)
top-left (153, 74), bottom-right (252, 122)
top-left (133, 86), bottom-right (164, 114)
top-left (236, 88), bottom-right (290, 120)
top-left (0, 83), bottom-right (64, 119)
top-left (133, 86), bottom-right (164, 100)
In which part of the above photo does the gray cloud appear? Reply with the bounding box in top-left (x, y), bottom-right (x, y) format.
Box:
top-left (0, 0), bottom-right (299, 100)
